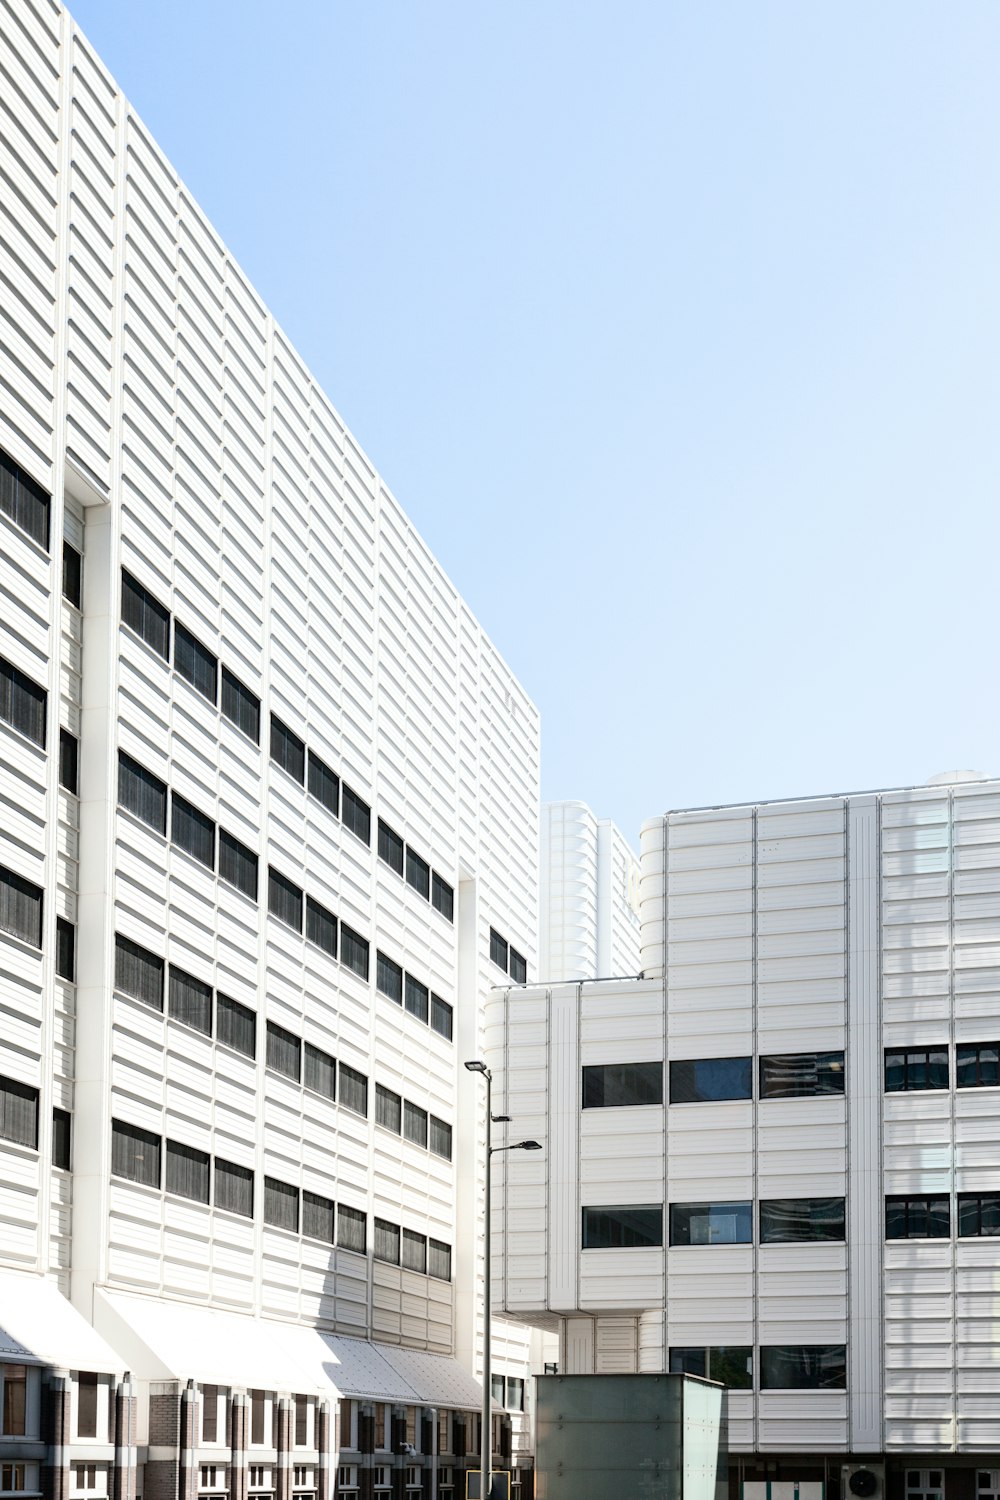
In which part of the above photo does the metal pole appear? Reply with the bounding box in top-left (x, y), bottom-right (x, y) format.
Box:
top-left (430, 1405), bottom-right (438, 1500)
top-left (482, 1068), bottom-right (492, 1500)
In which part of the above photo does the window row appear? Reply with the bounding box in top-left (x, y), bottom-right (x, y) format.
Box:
top-left (581, 1198), bottom-right (847, 1249)
top-left (0, 1075), bottom-right (71, 1167)
top-left (0, 657), bottom-right (81, 796)
top-left (267, 863), bottom-right (370, 980)
top-left (114, 934), bottom-right (258, 1054)
top-left (489, 927), bottom-right (527, 985)
top-left (197, 1389), bottom-right (318, 1449)
top-left (0, 864), bottom-right (76, 978)
top-left (0, 446), bottom-right (50, 551)
top-left (886, 1193), bottom-right (1000, 1239)
top-left (669, 1345), bottom-right (847, 1390)
top-left (375, 950), bottom-right (453, 1041)
top-left (377, 818), bottom-right (454, 923)
top-left (583, 1053), bottom-right (846, 1108)
top-left (265, 1020), bottom-right (367, 1116)
top-left (112, 1120), bottom-right (257, 1216)
top-left (371, 1216), bottom-right (452, 1281)
top-left (270, 713), bottom-right (372, 846)
top-left (886, 1044), bottom-right (1000, 1092)
top-left (375, 1082), bottom-right (453, 1161)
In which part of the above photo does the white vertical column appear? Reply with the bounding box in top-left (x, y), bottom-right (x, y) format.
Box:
top-left (547, 985), bottom-right (580, 1312)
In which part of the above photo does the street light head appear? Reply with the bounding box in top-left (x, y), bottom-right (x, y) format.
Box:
top-left (492, 1113), bottom-right (511, 1124)
top-left (516, 1140), bottom-right (542, 1151)
top-left (464, 1059), bottom-right (488, 1074)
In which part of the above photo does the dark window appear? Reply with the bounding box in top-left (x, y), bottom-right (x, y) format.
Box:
top-left (759, 1346), bottom-right (847, 1390)
top-left (306, 897), bottom-right (337, 958)
top-left (669, 1057), bottom-right (752, 1104)
top-left (509, 948), bottom-right (527, 984)
top-left (114, 934), bottom-right (164, 1010)
top-left (341, 924), bottom-right (369, 980)
top-left (339, 1063), bottom-right (368, 1117)
top-left (219, 829), bottom-right (258, 901)
top-left (294, 1397), bottom-right (309, 1447)
top-left (376, 1084), bottom-right (402, 1134)
top-left (404, 974), bottom-right (429, 1024)
top-left (77, 1373), bottom-right (98, 1439)
top-left (490, 928), bottom-right (509, 971)
top-left (264, 1177), bottom-right (299, 1232)
top-left (308, 751), bottom-right (339, 817)
top-left (303, 1190), bottom-right (335, 1244)
top-left (958, 1193), bottom-right (1000, 1237)
top-left (166, 1140), bottom-right (210, 1204)
top-left (171, 793), bottom-right (215, 869)
top-left (0, 656), bottom-right (47, 747)
top-left (52, 1107), bottom-right (71, 1170)
top-left (221, 667), bottom-right (260, 743)
top-left (583, 1062), bottom-right (663, 1109)
top-left (117, 752), bottom-right (167, 834)
top-left (376, 951), bottom-right (403, 1004)
top-left (2, 1364), bottom-right (27, 1435)
top-left (0, 448), bottom-right (50, 549)
top-left (430, 994), bottom-right (453, 1041)
top-left (0, 1075), bottom-right (39, 1149)
top-left (956, 1043), bottom-right (1000, 1089)
top-left (111, 1119), bottom-right (161, 1187)
top-left (270, 714), bottom-right (305, 784)
top-left (669, 1347), bottom-right (752, 1390)
top-left (669, 1201), bottom-right (752, 1246)
top-left (268, 868), bottom-right (303, 932)
top-left (168, 966), bottom-right (212, 1036)
top-left (304, 1043), bottom-right (336, 1101)
top-left (402, 1228), bottom-right (427, 1273)
top-left (884, 1047), bottom-right (949, 1092)
top-left (250, 1390), bottom-right (266, 1445)
top-left (121, 569), bottom-right (169, 659)
top-left (428, 1238), bottom-right (451, 1281)
top-left (342, 785), bottom-right (371, 845)
top-left (266, 1022), bottom-right (301, 1081)
top-left (885, 1195), bottom-right (951, 1239)
top-left (405, 847), bottom-right (430, 899)
top-left (431, 873), bottom-right (454, 922)
top-left (759, 1197), bottom-right (846, 1243)
top-left (429, 1115), bottom-right (452, 1160)
top-left (0, 866), bottom-right (43, 949)
top-left (215, 1157), bottom-right (253, 1217)
top-left (56, 917), bottom-right (75, 981)
top-left (582, 1205), bottom-right (663, 1249)
top-left (403, 1100), bottom-right (428, 1149)
top-left (202, 1386), bottom-right (219, 1445)
top-left (506, 1377), bottom-right (525, 1412)
top-left (760, 1051), bottom-right (846, 1099)
top-left (59, 729), bottom-right (78, 793)
top-left (337, 1203), bottom-right (366, 1254)
top-left (378, 820), bottom-right (404, 875)
top-left (374, 1218), bottom-right (400, 1265)
top-left (173, 622), bottom-right (218, 703)
top-left (217, 994), bottom-right (256, 1059)
top-left (63, 541), bottom-right (82, 607)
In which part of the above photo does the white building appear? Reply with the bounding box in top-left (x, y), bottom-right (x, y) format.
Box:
top-left (0, 3), bottom-right (542, 1498)
top-left (538, 802), bottom-right (640, 982)
top-left (489, 778), bottom-right (1000, 1498)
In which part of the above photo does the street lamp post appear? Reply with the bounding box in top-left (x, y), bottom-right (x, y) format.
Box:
top-left (464, 1059), bottom-right (541, 1500)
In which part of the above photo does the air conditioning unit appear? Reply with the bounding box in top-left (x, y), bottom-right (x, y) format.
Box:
top-left (843, 1464), bottom-right (885, 1500)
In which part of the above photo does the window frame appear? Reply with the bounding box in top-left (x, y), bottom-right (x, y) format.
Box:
top-left (583, 1062), bottom-right (663, 1109)
top-left (173, 621), bottom-right (218, 704)
top-left (0, 866), bottom-right (43, 950)
top-left (121, 568), bottom-right (169, 660)
top-left (669, 1056), bottom-right (753, 1105)
top-left (669, 1200), bottom-right (753, 1247)
top-left (581, 1204), bottom-right (664, 1250)
top-left (270, 714), bottom-right (306, 785)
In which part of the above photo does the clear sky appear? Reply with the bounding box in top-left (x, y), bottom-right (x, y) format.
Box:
top-left (69, 0), bottom-right (1000, 846)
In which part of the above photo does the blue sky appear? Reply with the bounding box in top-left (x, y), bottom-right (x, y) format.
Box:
top-left (70, 1), bottom-right (1000, 844)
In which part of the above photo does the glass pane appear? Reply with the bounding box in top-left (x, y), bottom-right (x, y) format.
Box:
top-left (583, 1062), bottom-right (663, 1108)
top-left (582, 1205), bottom-right (663, 1249)
top-left (710, 1347), bottom-right (753, 1390)
top-left (669, 1057), bottom-right (751, 1103)
top-left (670, 1201), bottom-right (752, 1246)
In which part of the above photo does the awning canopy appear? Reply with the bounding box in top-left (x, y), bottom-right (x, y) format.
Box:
top-left (0, 1272), bottom-right (125, 1373)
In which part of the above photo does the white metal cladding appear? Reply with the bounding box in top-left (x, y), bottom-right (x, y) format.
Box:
top-left (539, 801), bottom-right (641, 983)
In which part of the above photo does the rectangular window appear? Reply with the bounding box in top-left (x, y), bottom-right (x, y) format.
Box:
top-left (52, 1107), bottom-right (71, 1169)
top-left (270, 715), bottom-right (305, 784)
top-left (111, 1119), bottom-right (161, 1187)
top-left (219, 830), bottom-right (258, 901)
top-left (506, 1378), bottom-right (525, 1412)
top-left (117, 752), bottom-right (167, 834)
top-left (378, 820), bottom-right (404, 875)
top-left (76, 1373), bottom-right (98, 1439)
top-left (0, 657), bottom-right (46, 748)
top-left (404, 974), bottom-right (429, 1024)
top-left (268, 868), bottom-right (303, 931)
top-left (264, 1177), bottom-right (299, 1233)
top-left (759, 1197), bottom-right (846, 1243)
top-left (759, 1345), bottom-right (847, 1390)
top-left (431, 873), bottom-right (454, 922)
top-left (0, 1076), bottom-right (39, 1149)
top-left (0, 447), bottom-right (50, 549)
top-left (303, 1190), bottom-right (335, 1244)
top-left (266, 1022), bottom-right (301, 1082)
top-left (428, 1238), bottom-right (451, 1282)
top-left (339, 1064), bottom-right (368, 1117)
top-left (490, 928), bottom-right (509, 971)
top-left (669, 1347), bottom-right (753, 1390)
top-left (340, 924), bottom-right (369, 980)
top-left (306, 897), bottom-right (337, 959)
top-left (429, 1115), bottom-right (452, 1161)
top-left (374, 1218), bottom-right (400, 1265)
top-left (582, 1205), bottom-right (663, 1249)
top-left (885, 1047), bottom-right (949, 1092)
top-left (168, 966), bottom-right (212, 1036)
top-left (221, 667), bottom-right (260, 743)
top-left (403, 1100), bottom-right (428, 1149)
top-left (430, 994), bottom-right (453, 1041)
top-left (958, 1193), bottom-right (1000, 1237)
top-left (308, 751), bottom-right (339, 818)
top-left (201, 1386), bottom-right (219, 1445)
top-left (171, 794), bottom-right (216, 870)
top-left (583, 1062), bottom-right (663, 1109)
top-left (59, 729), bottom-right (79, 794)
top-left (1, 1365), bottom-right (27, 1436)
top-left (294, 1397), bottom-right (309, 1448)
top-left (956, 1043), bottom-right (1000, 1089)
top-left (669, 1201), bottom-right (752, 1246)
top-left (215, 1158), bottom-right (253, 1218)
top-left (174, 622), bottom-right (218, 703)
top-left (669, 1057), bottom-right (752, 1104)
top-left (376, 1084), bottom-right (402, 1134)
top-left (56, 918), bottom-right (76, 981)
top-left (341, 785), bottom-right (371, 845)
top-left (250, 1391), bottom-right (266, 1447)
top-left (217, 994), bottom-right (255, 1059)
top-left (63, 540), bottom-right (83, 607)
top-left (166, 1140), bottom-right (210, 1204)
top-left (376, 951), bottom-right (403, 1004)
top-left (760, 1051), bottom-right (845, 1098)
top-left (885, 1195), bottom-right (951, 1239)
top-left (337, 1203), bottom-right (366, 1255)
top-left (121, 569), bottom-right (169, 659)
top-left (114, 934), bottom-right (164, 1010)
top-left (405, 847), bottom-right (430, 899)
top-left (509, 948), bottom-right (527, 984)
top-left (304, 1043), bottom-right (336, 1101)
top-left (401, 1229), bottom-right (427, 1273)
top-left (0, 867), bottom-right (43, 949)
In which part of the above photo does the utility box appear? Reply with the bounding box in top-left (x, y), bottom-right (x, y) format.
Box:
top-left (534, 1372), bottom-right (727, 1500)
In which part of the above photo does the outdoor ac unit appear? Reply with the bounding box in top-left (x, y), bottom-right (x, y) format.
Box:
top-left (842, 1464), bottom-right (885, 1500)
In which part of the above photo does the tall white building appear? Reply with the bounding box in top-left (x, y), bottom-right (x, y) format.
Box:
top-left (538, 802), bottom-right (640, 982)
top-left (0, 3), bottom-right (541, 1498)
top-left (489, 778), bottom-right (1000, 1498)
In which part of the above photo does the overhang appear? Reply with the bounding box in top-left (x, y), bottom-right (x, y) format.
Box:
top-left (0, 1272), bottom-right (125, 1373)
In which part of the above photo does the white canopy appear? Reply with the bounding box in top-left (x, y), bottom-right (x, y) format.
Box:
top-left (0, 1272), bottom-right (125, 1373)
